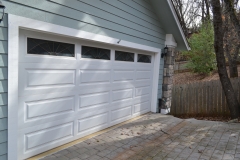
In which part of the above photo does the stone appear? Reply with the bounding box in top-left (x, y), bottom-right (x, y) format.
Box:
top-left (162, 84), bottom-right (173, 91)
top-left (163, 90), bottom-right (172, 98)
top-left (165, 56), bottom-right (175, 65)
top-left (164, 64), bottom-right (174, 70)
top-left (163, 76), bottom-right (173, 85)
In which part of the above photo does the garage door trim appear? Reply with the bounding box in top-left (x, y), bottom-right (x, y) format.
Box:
top-left (8, 14), bottom-right (161, 160)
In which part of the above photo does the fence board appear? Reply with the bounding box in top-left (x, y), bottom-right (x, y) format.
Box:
top-left (171, 78), bottom-right (240, 117)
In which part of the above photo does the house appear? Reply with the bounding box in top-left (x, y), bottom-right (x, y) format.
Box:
top-left (0, 0), bottom-right (189, 159)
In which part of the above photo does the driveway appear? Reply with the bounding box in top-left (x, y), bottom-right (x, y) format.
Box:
top-left (36, 113), bottom-right (240, 160)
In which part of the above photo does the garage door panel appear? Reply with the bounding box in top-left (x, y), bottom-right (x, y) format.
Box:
top-left (26, 69), bottom-right (76, 87)
top-left (77, 85), bottom-right (111, 96)
top-left (78, 112), bottom-right (108, 133)
top-left (19, 56), bottom-right (77, 64)
top-left (111, 106), bottom-right (132, 122)
top-left (134, 94), bottom-right (150, 104)
top-left (80, 70), bottom-right (110, 83)
top-left (111, 99), bottom-right (132, 110)
top-left (136, 71), bottom-right (151, 80)
top-left (78, 60), bottom-right (112, 69)
top-left (135, 86), bottom-right (150, 97)
top-left (77, 104), bottom-right (109, 119)
top-left (112, 63), bottom-right (136, 70)
top-left (79, 92), bottom-right (109, 108)
top-left (18, 120), bottom-right (75, 160)
top-left (134, 79), bottom-right (151, 87)
top-left (134, 101), bottom-right (150, 114)
top-left (135, 63), bottom-right (153, 68)
top-left (19, 87), bottom-right (78, 97)
top-left (112, 82), bottom-right (134, 90)
top-left (18, 93), bottom-right (77, 128)
top-left (19, 63), bottom-right (78, 69)
top-left (26, 96), bottom-right (75, 120)
top-left (112, 89), bottom-right (133, 102)
top-left (25, 122), bottom-right (74, 151)
top-left (113, 70), bottom-right (134, 81)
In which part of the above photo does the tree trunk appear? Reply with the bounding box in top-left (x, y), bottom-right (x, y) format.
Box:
top-left (229, 61), bottom-right (238, 77)
top-left (224, 0), bottom-right (240, 40)
top-left (224, 16), bottom-right (239, 78)
top-left (202, 0), bottom-right (205, 23)
top-left (211, 0), bottom-right (239, 119)
top-left (205, 0), bottom-right (210, 21)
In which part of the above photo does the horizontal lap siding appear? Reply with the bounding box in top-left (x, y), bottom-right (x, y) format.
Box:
top-left (1, 0), bottom-right (166, 159)
top-left (158, 58), bottom-right (164, 98)
top-left (6, 0), bottom-right (165, 48)
top-left (0, 11), bottom-right (7, 160)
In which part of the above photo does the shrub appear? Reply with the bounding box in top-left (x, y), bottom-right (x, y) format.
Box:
top-left (183, 22), bottom-right (216, 74)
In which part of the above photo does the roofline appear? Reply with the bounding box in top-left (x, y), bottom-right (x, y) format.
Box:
top-left (167, 0), bottom-right (191, 50)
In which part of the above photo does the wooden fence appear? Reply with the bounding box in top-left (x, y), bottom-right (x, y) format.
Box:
top-left (174, 61), bottom-right (189, 73)
top-left (171, 78), bottom-right (240, 117)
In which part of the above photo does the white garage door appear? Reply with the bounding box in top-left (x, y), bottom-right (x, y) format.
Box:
top-left (18, 30), bottom-right (154, 159)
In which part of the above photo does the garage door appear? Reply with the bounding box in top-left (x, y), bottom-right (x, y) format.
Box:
top-left (18, 30), bottom-right (154, 159)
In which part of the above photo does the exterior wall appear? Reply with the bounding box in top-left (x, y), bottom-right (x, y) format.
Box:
top-left (0, 0), bottom-right (166, 159)
top-left (158, 58), bottom-right (164, 99)
top-left (0, 12), bottom-right (8, 160)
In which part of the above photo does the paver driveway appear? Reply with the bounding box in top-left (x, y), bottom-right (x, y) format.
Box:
top-left (39, 113), bottom-right (240, 160)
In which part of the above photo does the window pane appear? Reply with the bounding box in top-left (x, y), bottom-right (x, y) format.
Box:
top-left (27, 38), bottom-right (75, 57)
top-left (137, 54), bottom-right (151, 63)
top-left (115, 51), bottom-right (134, 62)
top-left (82, 46), bottom-right (110, 60)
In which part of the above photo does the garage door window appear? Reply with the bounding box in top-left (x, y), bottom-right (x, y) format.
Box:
top-left (82, 46), bottom-right (110, 60)
top-left (27, 38), bottom-right (75, 57)
top-left (137, 54), bottom-right (151, 63)
top-left (115, 51), bottom-right (134, 62)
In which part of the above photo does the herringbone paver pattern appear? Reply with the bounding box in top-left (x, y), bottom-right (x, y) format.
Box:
top-left (40, 114), bottom-right (240, 160)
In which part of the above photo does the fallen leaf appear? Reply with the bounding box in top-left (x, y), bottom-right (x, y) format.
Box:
top-left (198, 150), bottom-right (203, 153)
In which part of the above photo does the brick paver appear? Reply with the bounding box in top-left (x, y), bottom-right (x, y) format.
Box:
top-left (40, 114), bottom-right (240, 160)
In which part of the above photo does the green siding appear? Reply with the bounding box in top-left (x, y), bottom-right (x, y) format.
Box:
top-left (0, 13), bottom-right (7, 27)
top-left (0, 106), bottom-right (7, 119)
top-left (0, 142), bottom-right (7, 156)
top-left (0, 41), bottom-right (7, 54)
top-left (0, 68), bottom-right (7, 80)
top-left (0, 118), bottom-right (7, 131)
top-left (0, 130), bottom-right (7, 143)
top-left (0, 11), bottom-right (7, 159)
top-left (1, 0), bottom-right (167, 159)
top-left (4, 0), bottom-right (165, 48)
top-left (132, 0), bottom-right (153, 11)
top-left (0, 94), bottom-right (7, 106)
top-left (0, 154), bottom-right (7, 160)
top-left (0, 55), bottom-right (7, 67)
top-left (158, 58), bottom-right (164, 98)
top-left (0, 28), bottom-right (7, 41)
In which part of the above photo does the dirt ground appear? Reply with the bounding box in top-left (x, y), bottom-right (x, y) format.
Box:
top-left (173, 66), bottom-right (240, 85)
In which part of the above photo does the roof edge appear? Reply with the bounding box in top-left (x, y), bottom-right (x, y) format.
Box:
top-left (166, 0), bottom-right (190, 50)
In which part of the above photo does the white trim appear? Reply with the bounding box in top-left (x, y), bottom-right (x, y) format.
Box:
top-left (167, 0), bottom-right (191, 51)
top-left (165, 34), bottom-right (177, 48)
top-left (8, 14), bottom-right (161, 159)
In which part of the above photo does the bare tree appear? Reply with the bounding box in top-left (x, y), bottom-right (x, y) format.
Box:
top-left (223, 15), bottom-right (239, 77)
top-left (224, 0), bottom-right (240, 39)
top-left (211, 0), bottom-right (240, 119)
top-left (172, 0), bottom-right (203, 37)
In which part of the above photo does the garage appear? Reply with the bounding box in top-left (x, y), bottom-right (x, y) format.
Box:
top-left (17, 30), bottom-right (154, 159)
